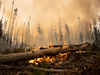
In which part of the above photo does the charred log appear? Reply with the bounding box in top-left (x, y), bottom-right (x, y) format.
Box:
top-left (49, 45), bottom-right (67, 48)
top-left (39, 47), bottom-right (48, 50)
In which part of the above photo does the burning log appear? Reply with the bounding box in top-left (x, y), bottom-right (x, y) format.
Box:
top-left (0, 43), bottom-right (89, 64)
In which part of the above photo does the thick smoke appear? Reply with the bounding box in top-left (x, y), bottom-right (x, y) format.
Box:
top-left (0, 0), bottom-right (100, 47)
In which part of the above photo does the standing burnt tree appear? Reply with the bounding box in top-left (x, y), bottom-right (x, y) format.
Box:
top-left (7, 0), bottom-right (15, 45)
top-left (0, 20), bottom-right (3, 42)
top-left (86, 22), bottom-right (91, 39)
top-left (54, 26), bottom-right (58, 44)
top-left (37, 23), bottom-right (44, 44)
top-left (48, 22), bottom-right (54, 43)
top-left (78, 17), bottom-right (83, 43)
top-left (94, 27), bottom-right (98, 42)
top-left (48, 21), bottom-right (53, 44)
top-left (13, 21), bottom-right (17, 47)
top-left (98, 18), bottom-right (100, 39)
top-left (74, 24), bottom-right (77, 43)
top-left (65, 24), bottom-right (70, 45)
top-left (15, 29), bottom-right (19, 48)
top-left (0, 7), bottom-right (5, 41)
top-left (2, 19), bottom-right (7, 40)
top-left (79, 32), bottom-right (83, 43)
top-left (20, 22), bottom-right (25, 49)
top-left (88, 22), bottom-right (94, 41)
top-left (93, 18), bottom-right (98, 42)
top-left (25, 21), bottom-right (30, 46)
top-left (59, 18), bottom-right (63, 44)
top-left (10, 8), bottom-right (18, 47)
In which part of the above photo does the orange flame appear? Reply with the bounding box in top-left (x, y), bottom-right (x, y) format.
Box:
top-left (31, 48), bottom-right (40, 51)
top-left (29, 52), bottom-right (70, 65)
top-left (62, 41), bottom-right (69, 47)
top-left (49, 43), bottom-right (54, 48)
top-left (29, 42), bottom-right (70, 65)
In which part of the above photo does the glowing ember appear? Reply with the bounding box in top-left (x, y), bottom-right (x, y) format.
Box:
top-left (29, 60), bottom-right (34, 63)
top-left (35, 63), bottom-right (38, 65)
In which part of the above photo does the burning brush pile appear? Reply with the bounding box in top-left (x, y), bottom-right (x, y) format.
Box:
top-left (29, 43), bottom-right (70, 66)
top-left (0, 43), bottom-right (100, 75)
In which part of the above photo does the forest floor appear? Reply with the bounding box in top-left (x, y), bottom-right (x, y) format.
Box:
top-left (0, 43), bottom-right (100, 75)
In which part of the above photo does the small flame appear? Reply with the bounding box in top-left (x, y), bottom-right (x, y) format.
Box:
top-left (62, 41), bottom-right (69, 47)
top-left (31, 48), bottom-right (40, 51)
top-left (49, 43), bottom-right (54, 48)
top-left (29, 60), bottom-right (34, 63)
top-left (35, 63), bottom-right (38, 65)
top-left (50, 45), bottom-right (54, 48)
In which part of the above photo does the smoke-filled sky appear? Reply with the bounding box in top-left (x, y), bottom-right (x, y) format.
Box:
top-left (1, 0), bottom-right (100, 26)
top-left (0, 0), bottom-right (100, 46)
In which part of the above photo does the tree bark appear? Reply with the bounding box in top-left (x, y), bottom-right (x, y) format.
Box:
top-left (0, 43), bottom-right (89, 64)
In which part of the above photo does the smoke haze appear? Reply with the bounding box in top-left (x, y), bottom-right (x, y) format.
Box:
top-left (0, 0), bottom-right (100, 47)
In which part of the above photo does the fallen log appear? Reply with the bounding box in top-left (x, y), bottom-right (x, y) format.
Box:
top-left (0, 43), bottom-right (89, 64)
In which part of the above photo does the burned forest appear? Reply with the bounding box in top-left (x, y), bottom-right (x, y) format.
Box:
top-left (0, 0), bottom-right (100, 75)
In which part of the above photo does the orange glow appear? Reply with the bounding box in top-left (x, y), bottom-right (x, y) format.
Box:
top-left (49, 43), bottom-right (54, 48)
top-left (62, 41), bottom-right (69, 47)
top-left (29, 51), bottom-right (70, 65)
top-left (31, 49), bottom-right (34, 51)
top-left (31, 48), bottom-right (40, 51)
top-left (29, 51), bottom-right (70, 64)
top-left (29, 43), bottom-right (70, 65)
top-left (36, 49), bottom-right (40, 50)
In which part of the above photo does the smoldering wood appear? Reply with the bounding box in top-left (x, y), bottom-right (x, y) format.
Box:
top-left (0, 43), bottom-right (89, 64)
top-left (39, 47), bottom-right (48, 50)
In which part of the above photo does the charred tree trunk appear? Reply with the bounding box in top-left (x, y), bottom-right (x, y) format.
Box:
top-left (0, 20), bottom-right (3, 39)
